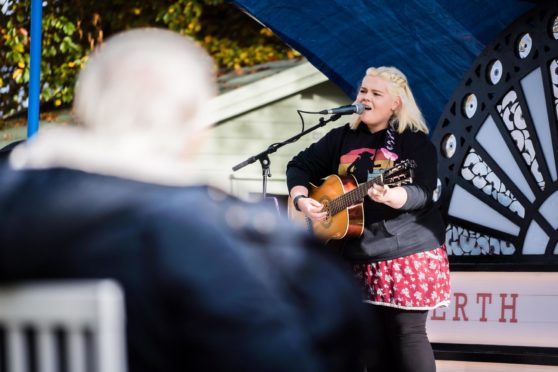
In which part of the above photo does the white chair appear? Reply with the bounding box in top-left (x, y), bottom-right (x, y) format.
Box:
top-left (0, 280), bottom-right (127, 372)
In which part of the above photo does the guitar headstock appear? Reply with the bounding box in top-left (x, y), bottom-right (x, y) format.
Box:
top-left (382, 159), bottom-right (417, 187)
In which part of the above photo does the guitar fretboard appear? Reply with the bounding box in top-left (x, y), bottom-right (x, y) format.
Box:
top-left (329, 175), bottom-right (384, 216)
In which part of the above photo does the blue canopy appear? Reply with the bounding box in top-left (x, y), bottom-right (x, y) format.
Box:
top-left (229, 0), bottom-right (534, 129)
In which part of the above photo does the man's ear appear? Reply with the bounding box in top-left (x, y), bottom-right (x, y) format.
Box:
top-left (392, 96), bottom-right (402, 111)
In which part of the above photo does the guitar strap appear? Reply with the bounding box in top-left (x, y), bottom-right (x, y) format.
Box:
top-left (384, 122), bottom-right (397, 153)
top-left (369, 122), bottom-right (398, 167)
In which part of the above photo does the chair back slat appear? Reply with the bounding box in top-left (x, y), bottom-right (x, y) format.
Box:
top-left (68, 328), bottom-right (87, 372)
top-left (38, 327), bottom-right (57, 372)
top-left (7, 327), bottom-right (26, 372)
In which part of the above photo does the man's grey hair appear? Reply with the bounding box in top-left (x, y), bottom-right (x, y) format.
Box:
top-left (73, 28), bottom-right (216, 153)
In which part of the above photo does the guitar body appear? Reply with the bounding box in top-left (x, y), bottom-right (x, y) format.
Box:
top-left (288, 174), bottom-right (364, 242)
top-left (287, 160), bottom-right (416, 242)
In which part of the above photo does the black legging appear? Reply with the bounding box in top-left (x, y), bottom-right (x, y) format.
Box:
top-left (362, 305), bottom-right (436, 372)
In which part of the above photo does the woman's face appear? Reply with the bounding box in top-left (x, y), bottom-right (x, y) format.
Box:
top-left (356, 75), bottom-right (400, 132)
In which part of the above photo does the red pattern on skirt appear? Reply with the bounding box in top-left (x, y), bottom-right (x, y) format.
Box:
top-left (353, 245), bottom-right (451, 310)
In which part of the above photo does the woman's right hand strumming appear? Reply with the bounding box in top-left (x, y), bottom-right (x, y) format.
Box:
top-left (291, 186), bottom-right (328, 222)
top-left (297, 197), bottom-right (328, 221)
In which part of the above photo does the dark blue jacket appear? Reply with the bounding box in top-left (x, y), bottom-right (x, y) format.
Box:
top-left (0, 166), bottom-right (366, 372)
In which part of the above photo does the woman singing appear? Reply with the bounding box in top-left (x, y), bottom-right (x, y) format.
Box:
top-left (286, 66), bottom-right (450, 372)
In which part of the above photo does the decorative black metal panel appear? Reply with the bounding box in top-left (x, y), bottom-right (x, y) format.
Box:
top-left (432, 3), bottom-right (558, 269)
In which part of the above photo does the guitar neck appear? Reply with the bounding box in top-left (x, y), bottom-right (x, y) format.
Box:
top-left (330, 175), bottom-right (384, 216)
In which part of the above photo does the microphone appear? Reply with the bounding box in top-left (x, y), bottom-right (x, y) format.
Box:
top-left (319, 103), bottom-right (367, 115)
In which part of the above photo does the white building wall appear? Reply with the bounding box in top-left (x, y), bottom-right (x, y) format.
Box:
top-left (195, 81), bottom-right (351, 200)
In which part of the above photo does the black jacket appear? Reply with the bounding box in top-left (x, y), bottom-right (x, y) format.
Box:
top-left (287, 124), bottom-right (445, 263)
top-left (0, 166), bottom-right (366, 372)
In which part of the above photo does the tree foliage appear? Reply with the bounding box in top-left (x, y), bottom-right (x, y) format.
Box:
top-left (0, 0), bottom-right (296, 120)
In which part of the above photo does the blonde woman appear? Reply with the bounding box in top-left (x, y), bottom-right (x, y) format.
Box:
top-left (287, 66), bottom-right (450, 372)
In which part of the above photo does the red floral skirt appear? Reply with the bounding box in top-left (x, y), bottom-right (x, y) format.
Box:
top-left (352, 245), bottom-right (451, 310)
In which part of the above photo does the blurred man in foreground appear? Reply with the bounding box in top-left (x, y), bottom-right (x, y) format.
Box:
top-left (0, 29), bottom-right (366, 371)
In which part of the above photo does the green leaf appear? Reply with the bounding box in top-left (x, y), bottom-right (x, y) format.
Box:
top-left (62, 22), bottom-right (76, 35)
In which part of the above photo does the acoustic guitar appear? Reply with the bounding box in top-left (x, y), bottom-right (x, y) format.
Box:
top-left (288, 160), bottom-right (416, 242)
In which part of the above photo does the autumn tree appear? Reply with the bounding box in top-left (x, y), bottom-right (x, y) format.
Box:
top-left (0, 0), bottom-right (296, 121)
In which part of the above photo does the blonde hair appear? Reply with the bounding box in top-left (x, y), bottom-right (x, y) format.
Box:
top-left (350, 66), bottom-right (428, 134)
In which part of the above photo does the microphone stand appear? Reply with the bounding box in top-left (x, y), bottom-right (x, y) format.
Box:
top-left (232, 113), bottom-right (342, 199)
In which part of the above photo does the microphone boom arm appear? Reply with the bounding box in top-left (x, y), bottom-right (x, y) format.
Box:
top-left (231, 113), bottom-right (342, 198)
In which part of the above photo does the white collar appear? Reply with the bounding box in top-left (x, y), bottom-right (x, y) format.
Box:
top-left (9, 126), bottom-right (206, 187)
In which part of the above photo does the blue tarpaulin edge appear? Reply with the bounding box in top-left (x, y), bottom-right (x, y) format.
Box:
top-left (228, 0), bottom-right (534, 130)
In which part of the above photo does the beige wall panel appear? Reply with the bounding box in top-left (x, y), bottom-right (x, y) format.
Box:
top-left (196, 81), bottom-right (351, 199)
